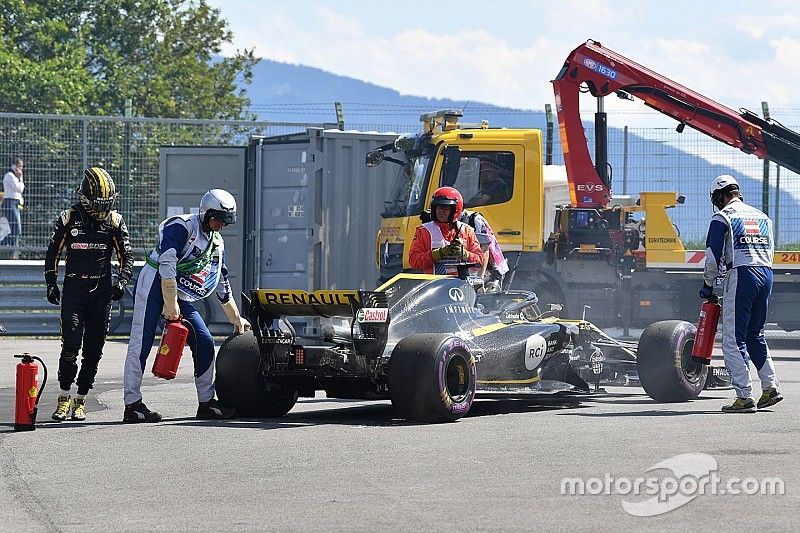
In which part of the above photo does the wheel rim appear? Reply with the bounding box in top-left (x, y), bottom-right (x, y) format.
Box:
top-left (445, 354), bottom-right (471, 401)
top-left (680, 338), bottom-right (704, 384)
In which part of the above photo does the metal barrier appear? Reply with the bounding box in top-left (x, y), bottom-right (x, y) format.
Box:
top-left (0, 260), bottom-right (138, 336)
top-left (0, 261), bottom-right (233, 337)
top-left (0, 112), bottom-right (330, 258)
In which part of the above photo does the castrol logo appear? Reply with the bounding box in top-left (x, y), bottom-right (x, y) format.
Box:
top-left (356, 307), bottom-right (388, 323)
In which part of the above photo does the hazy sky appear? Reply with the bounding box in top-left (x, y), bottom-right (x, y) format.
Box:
top-left (206, 0), bottom-right (800, 117)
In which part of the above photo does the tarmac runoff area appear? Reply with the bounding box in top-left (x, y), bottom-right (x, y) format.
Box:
top-left (0, 337), bottom-right (798, 531)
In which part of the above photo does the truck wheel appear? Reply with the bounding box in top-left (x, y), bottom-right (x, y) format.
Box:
top-left (389, 334), bottom-right (476, 422)
top-left (215, 331), bottom-right (298, 417)
top-left (637, 320), bottom-right (708, 402)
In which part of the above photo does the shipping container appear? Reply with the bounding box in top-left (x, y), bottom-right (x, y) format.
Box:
top-left (158, 129), bottom-right (400, 334)
top-left (243, 128), bottom-right (400, 294)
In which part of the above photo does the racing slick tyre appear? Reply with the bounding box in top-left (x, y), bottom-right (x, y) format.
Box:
top-left (637, 320), bottom-right (707, 402)
top-left (215, 331), bottom-right (299, 417)
top-left (389, 334), bottom-right (477, 423)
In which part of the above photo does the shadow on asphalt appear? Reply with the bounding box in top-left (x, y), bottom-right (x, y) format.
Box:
top-left (557, 409), bottom-right (730, 417)
top-left (583, 392), bottom-right (730, 405)
top-left (553, 390), bottom-right (734, 416)
top-left (0, 417), bottom-right (183, 433)
top-left (1, 392), bottom-right (744, 432)
top-left (165, 398), bottom-right (587, 429)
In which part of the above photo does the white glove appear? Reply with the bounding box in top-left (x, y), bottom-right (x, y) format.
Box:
top-left (221, 298), bottom-right (251, 334)
top-left (161, 278), bottom-right (180, 320)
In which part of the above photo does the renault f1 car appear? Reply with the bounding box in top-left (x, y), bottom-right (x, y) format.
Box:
top-left (215, 274), bottom-right (730, 423)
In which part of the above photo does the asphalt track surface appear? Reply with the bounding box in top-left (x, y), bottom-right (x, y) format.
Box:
top-left (1, 337), bottom-right (798, 532)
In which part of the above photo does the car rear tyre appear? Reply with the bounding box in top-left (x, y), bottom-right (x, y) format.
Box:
top-left (216, 331), bottom-right (298, 417)
top-left (637, 320), bottom-right (707, 402)
top-left (389, 334), bottom-right (477, 422)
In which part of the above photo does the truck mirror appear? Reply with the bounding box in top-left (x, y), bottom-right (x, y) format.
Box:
top-left (442, 145), bottom-right (461, 186)
top-left (366, 150), bottom-right (384, 167)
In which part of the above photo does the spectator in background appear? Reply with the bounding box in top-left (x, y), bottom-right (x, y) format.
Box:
top-left (0, 156), bottom-right (24, 258)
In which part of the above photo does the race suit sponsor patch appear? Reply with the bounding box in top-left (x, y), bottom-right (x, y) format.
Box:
top-left (70, 242), bottom-right (107, 250)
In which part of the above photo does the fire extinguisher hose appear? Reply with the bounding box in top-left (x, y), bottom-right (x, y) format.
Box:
top-left (32, 355), bottom-right (48, 410)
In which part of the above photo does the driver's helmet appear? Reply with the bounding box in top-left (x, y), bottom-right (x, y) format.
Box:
top-left (430, 186), bottom-right (463, 223)
top-left (199, 189), bottom-right (237, 225)
top-left (710, 174), bottom-right (740, 209)
top-left (79, 167), bottom-right (118, 220)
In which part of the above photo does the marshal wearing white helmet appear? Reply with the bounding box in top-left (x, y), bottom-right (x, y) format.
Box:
top-left (122, 189), bottom-right (250, 423)
top-left (702, 175), bottom-right (782, 413)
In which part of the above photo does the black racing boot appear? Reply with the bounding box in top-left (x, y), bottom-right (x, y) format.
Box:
top-left (123, 400), bottom-right (163, 423)
top-left (196, 398), bottom-right (237, 420)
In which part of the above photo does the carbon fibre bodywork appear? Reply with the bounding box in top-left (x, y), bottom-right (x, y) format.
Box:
top-left (244, 274), bottom-right (592, 401)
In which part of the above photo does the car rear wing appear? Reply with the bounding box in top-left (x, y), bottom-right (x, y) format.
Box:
top-left (250, 289), bottom-right (388, 319)
top-left (246, 288), bottom-right (390, 354)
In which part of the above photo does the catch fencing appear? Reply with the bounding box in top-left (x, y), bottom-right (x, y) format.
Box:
top-left (1, 111), bottom-right (799, 258)
top-left (0, 113), bottom-right (333, 257)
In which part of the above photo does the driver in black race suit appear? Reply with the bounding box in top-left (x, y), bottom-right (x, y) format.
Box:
top-left (45, 167), bottom-right (133, 422)
top-left (122, 189), bottom-right (250, 423)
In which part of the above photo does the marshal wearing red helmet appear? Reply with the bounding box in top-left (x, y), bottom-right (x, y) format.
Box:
top-left (408, 186), bottom-right (483, 275)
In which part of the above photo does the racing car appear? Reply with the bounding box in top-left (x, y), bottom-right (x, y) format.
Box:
top-left (215, 274), bottom-right (730, 423)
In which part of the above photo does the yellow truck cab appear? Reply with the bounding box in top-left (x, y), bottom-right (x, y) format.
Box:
top-left (374, 110), bottom-right (550, 272)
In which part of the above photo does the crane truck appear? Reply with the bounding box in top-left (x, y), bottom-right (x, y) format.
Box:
top-left (368, 39), bottom-right (800, 331)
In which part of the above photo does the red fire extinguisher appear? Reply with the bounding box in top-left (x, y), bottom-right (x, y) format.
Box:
top-left (692, 295), bottom-right (721, 365)
top-left (14, 353), bottom-right (48, 432)
top-left (152, 319), bottom-right (189, 380)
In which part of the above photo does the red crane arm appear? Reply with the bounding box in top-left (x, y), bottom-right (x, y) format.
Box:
top-left (552, 39), bottom-right (800, 208)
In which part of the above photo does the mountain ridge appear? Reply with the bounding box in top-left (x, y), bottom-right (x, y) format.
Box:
top-left (245, 59), bottom-right (543, 129)
top-left (244, 58), bottom-right (798, 244)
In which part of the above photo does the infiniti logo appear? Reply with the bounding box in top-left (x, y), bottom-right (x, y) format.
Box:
top-left (448, 287), bottom-right (464, 302)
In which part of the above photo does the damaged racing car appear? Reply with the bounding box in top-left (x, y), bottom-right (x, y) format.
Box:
top-left (215, 274), bottom-right (730, 423)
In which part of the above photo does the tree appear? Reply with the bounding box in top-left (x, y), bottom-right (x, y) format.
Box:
top-left (0, 0), bottom-right (257, 119)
